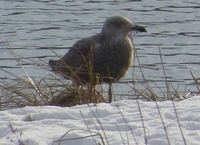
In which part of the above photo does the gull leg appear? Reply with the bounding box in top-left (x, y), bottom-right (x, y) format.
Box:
top-left (108, 82), bottom-right (113, 103)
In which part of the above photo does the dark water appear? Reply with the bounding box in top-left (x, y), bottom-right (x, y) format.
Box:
top-left (0, 0), bottom-right (200, 96)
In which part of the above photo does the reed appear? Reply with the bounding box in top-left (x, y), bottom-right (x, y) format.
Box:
top-left (0, 45), bottom-right (194, 110)
top-left (0, 46), bottom-right (106, 110)
top-left (0, 43), bottom-right (195, 145)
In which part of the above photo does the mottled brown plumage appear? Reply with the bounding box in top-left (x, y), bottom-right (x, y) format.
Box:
top-left (49, 16), bottom-right (146, 85)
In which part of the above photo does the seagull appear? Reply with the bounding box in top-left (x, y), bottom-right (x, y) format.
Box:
top-left (49, 16), bottom-right (146, 102)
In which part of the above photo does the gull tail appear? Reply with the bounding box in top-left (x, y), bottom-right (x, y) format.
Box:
top-left (49, 59), bottom-right (59, 70)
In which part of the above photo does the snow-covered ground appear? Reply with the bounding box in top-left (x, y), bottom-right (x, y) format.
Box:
top-left (0, 96), bottom-right (200, 145)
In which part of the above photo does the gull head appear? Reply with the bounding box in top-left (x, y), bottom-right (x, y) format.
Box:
top-left (101, 16), bottom-right (146, 37)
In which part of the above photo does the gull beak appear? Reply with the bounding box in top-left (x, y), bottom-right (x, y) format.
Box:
top-left (132, 25), bottom-right (147, 32)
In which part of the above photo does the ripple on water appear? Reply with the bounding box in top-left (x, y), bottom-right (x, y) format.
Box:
top-left (0, 0), bottom-right (200, 94)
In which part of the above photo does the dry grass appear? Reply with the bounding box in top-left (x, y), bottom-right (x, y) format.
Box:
top-left (127, 46), bottom-right (193, 102)
top-left (1, 41), bottom-right (197, 145)
top-left (52, 129), bottom-right (105, 145)
top-left (0, 42), bottom-right (196, 111)
top-left (0, 71), bottom-right (106, 110)
top-left (0, 45), bottom-right (106, 110)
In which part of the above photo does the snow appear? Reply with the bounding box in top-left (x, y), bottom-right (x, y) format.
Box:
top-left (0, 96), bottom-right (200, 145)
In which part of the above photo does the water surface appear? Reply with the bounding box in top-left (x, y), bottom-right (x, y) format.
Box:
top-left (1, 0), bottom-right (200, 96)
